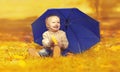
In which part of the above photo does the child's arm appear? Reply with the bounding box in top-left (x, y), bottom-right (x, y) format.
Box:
top-left (42, 32), bottom-right (53, 47)
top-left (61, 32), bottom-right (69, 49)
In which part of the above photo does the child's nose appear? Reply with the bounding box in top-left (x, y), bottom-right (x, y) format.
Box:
top-left (55, 23), bottom-right (58, 25)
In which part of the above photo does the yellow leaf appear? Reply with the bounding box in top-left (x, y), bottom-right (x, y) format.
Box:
top-left (109, 45), bottom-right (120, 51)
top-left (51, 35), bottom-right (58, 45)
top-left (18, 60), bottom-right (26, 68)
top-left (13, 55), bottom-right (25, 60)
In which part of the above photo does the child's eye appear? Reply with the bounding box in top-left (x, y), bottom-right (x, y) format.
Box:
top-left (57, 22), bottom-right (60, 23)
top-left (52, 22), bottom-right (55, 23)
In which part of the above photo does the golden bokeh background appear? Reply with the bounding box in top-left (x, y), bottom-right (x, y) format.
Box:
top-left (0, 0), bottom-right (120, 72)
top-left (0, 0), bottom-right (95, 19)
top-left (0, 0), bottom-right (119, 41)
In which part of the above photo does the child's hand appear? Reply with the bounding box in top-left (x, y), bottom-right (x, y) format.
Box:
top-left (58, 42), bottom-right (63, 48)
top-left (51, 35), bottom-right (63, 48)
top-left (50, 40), bottom-right (54, 47)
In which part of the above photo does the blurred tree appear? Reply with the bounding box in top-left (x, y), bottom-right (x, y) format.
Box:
top-left (88, 0), bottom-right (120, 19)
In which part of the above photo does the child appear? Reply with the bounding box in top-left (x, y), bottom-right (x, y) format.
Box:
top-left (39, 14), bottom-right (69, 57)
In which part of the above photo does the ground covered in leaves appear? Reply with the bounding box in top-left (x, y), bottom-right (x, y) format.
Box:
top-left (0, 20), bottom-right (120, 72)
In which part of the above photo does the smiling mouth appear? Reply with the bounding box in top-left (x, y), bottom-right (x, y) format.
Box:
top-left (53, 26), bottom-right (59, 28)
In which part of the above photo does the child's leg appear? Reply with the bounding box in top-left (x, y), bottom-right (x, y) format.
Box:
top-left (53, 46), bottom-right (61, 57)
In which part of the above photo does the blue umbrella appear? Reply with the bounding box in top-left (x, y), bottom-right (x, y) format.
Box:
top-left (31, 8), bottom-right (100, 54)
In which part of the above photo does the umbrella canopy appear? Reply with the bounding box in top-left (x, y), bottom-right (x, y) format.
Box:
top-left (31, 8), bottom-right (100, 54)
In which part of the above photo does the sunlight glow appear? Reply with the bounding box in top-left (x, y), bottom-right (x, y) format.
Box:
top-left (0, 0), bottom-right (94, 20)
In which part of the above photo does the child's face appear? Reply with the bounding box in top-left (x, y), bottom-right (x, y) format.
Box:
top-left (46, 16), bottom-right (60, 32)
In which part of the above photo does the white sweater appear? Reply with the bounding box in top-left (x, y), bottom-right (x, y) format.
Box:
top-left (42, 30), bottom-right (69, 49)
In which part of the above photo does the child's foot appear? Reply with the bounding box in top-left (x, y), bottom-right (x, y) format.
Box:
top-left (28, 48), bottom-right (40, 57)
top-left (66, 52), bottom-right (74, 57)
top-left (53, 46), bottom-right (61, 58)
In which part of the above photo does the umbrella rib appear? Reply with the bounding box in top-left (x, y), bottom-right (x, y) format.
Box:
top-left (67, 9), bottom-right (74, 19)
top-left (56, 9), bottom-right (74, 19)
top-left (72, 18), bottom-right (100, 39)
top-left (56, 10), bottom-right (66, 19)
top-left (71, 9), bottom-right (100, 38)
top-left (82, 22), bottom-right (100, 39)
top-left (69, 25), bottom-right (82, 53)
